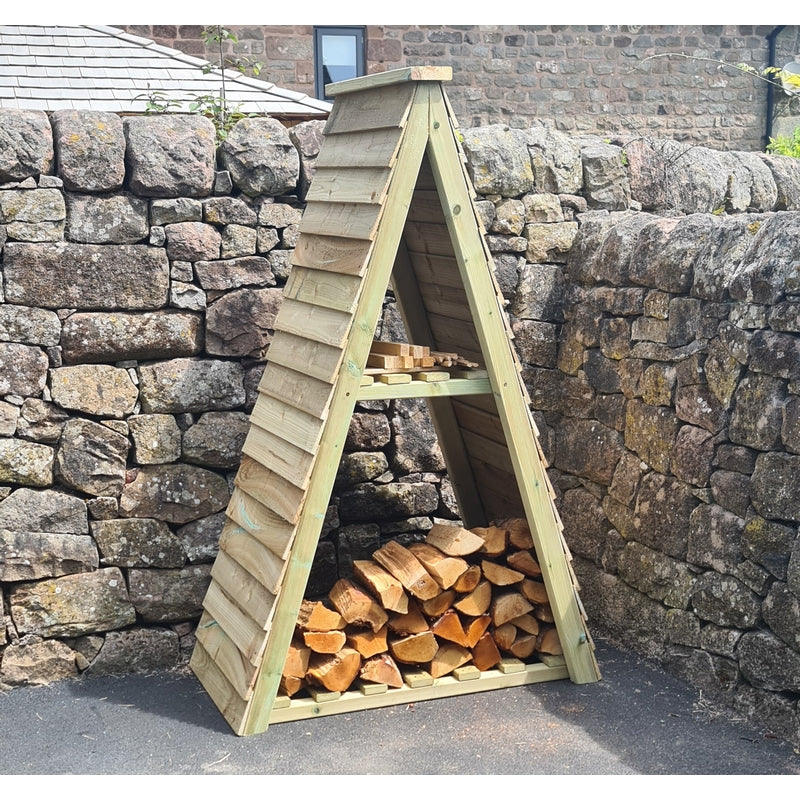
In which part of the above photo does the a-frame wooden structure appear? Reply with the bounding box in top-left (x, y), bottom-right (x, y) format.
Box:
top-left (190, 66), bottom-right (600, 736)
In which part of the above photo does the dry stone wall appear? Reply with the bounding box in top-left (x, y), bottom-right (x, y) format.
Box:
top-left (0, 107), bottom-right (799, 746)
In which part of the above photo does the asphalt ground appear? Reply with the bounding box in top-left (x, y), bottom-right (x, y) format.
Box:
top-left (1, 638), bottom-right (798, 782)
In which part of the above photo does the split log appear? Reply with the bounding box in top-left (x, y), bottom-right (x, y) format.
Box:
top-left (282, 638), bottom-right (310, 678)
top-left (510, 613), bottom-right (540, 636)
top-left (491, 592), bottom-right (534, 627)
top-left (481, 559), bottom-right (525, 586)
top-left (329, 578), bottom-right (389, 632)
top-left (428, 642), bottom-right (471, 678)
top-left (453, 580), bottom-right (492, 617)
top-left (464, 614), bottom-right (492, 648)
top-left (407, 542), bottom-right (469, 589)
top-left (499, 517), bottom-right (534, 550)
top-left (296, 599), bottom-right (346, 631)
top-left (471, 525), bottom-right (507, 557)
top-left (509, 633), bottom-right (538, 660)
top-left (538, 625), bottom-right (563, 655)
top-left (359, 653), bottom-right (403, 688)
top-left (306, 647), bottom-right (362, 692)
top-left (471, 631), bottom-right (502, 671)
top-left (492, 622), bottom-right (517, 652)
top-left (388, 598), bottom-right (429, 635)
top-left (420, 589), bottom-right (456, 618)
top-left (533, 603), bottom-right (555, 623)
top-left (426, 523), bottom-right (485, 556)
top-left (279, 675), bottom-right (306, 697)
top-left (303, 629), bottom-right (347, 654)
top-left (506, 549), bottom-right (542, 578)
top-left (346, 625), bottom-right (389, 658)
top-left (453, 564), bottom-right (482, 593)
top-left (430, 609), bottom-right (468, 647)
top-left (520, 578), bottom-right (549, 605)
top-left (389, 630), bottom-right (439, 665)
top-left (352, 560), bottom-right (409, 614)
top-left (372, 540), bottom-right (441, 600)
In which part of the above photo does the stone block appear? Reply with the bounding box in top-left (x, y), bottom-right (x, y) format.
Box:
top-left (55, 418), bottom-right (129, 498)
top-left (3, 242), bottom-right (169, 310)
top-left (119, 464), bottom-right (229, 525)
top-left (51, 110), bottom-right (125, 192)
top-left (65, 193), bottom-right (149, 244)
top-left (0, 109), bottom-right (53, 182)
top-left (10, 567), bottom-right (135, 637)
top-left (127, 564), bottom-right (212, 623)
top-left (137, 358), bottom-right (246, 413)
top-left (125, 115), bottom-right (216, 198)
top-left (220, 117), bottom-right (300, 197)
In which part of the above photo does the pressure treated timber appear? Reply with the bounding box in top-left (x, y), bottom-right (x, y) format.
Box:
top-left (313, 129), bottom-right (404, 170)
top-left (264, 333), bottom-right (344, 385)
top-left (283, 266), bottom-right (363, 315)
top-left (192, 67), bottom-right (599, 737)
top-left (324, 81), bottom-right (416, 135)
top-left (324, 66), bottom-right (453, 97)
top-left (257, 363), bottom-right (335, 421)
top-left (305, 166), bottom-right (392, 205)
top-left (237, 81), bottom-right (435, 737)
top-left (425, 85), bottom-right (599, 684)
top-left (210, 549), bottom-right (276, 629)
top-left (233, 458), bottom-right (305, 527)
top-left (291, 233), bottom-right (373, 276)
top-left (268, 660), bottom-right (569, 724)
top-left (357, 376), bottom-right (491, 401)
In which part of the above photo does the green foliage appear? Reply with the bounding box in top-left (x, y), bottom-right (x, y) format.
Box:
top-left (766, 127), bottom-right (800, 159)
top-left (137, 26), bottom-right (265, 146)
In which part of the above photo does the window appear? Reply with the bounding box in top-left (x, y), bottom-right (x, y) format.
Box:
top-left (314, 26), bottom-right (365, 100)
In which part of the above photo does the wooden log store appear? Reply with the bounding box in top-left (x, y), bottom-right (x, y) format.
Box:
top-left (190, 66), bottom-right (602, 736)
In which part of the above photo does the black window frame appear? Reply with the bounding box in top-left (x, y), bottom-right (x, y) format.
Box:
top-left (313, 26), bottom-right (366, 100)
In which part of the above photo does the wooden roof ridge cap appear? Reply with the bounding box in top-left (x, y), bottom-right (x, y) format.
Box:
top-left (325, 66), bottom-right (453, 97)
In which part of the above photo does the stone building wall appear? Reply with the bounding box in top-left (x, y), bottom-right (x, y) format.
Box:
top-left (121, 24), bottom-right (792, 150)
top-left (1, 106), bottom-right (799, 746)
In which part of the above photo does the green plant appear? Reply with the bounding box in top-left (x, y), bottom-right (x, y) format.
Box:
top-left (197, 26), bottom-right (264, 143)
top-left (766, 126), bottom-right (800, 158)
top-left (137, 26), bottom-right (265, 145)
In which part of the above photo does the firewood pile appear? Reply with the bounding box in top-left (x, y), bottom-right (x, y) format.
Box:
top-left (280, 518), bottom-right (563, 698)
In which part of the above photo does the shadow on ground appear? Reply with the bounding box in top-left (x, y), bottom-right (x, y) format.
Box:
top-left (1, 639), bottom-right (797, 775)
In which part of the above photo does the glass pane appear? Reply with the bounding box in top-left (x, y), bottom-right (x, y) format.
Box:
top-left (321, 34), bottom-right (358, 85)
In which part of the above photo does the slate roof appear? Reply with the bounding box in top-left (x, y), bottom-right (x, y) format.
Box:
top-left (0, 24), bottom-right (332, 118)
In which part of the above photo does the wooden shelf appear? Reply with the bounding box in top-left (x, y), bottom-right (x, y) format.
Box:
top-left (269, 658), bottom-right (569, 724)
top-left (357, 376), bottom-right (492, 401)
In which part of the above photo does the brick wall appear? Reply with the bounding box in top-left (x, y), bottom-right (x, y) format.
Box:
top-left (120, 24), bottom-right (791, 151)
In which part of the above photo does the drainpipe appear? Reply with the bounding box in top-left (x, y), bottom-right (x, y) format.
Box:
top-left (765, 26), bottom-right (786, 148)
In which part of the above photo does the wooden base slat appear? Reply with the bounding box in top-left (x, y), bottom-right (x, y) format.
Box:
top-left (268, 662), bottom-right (570, 724)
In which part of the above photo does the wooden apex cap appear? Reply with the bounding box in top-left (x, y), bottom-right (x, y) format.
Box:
top-left (325, 66), bottom-right (453, 97)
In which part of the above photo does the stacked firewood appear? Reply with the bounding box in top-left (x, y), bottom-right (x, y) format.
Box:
top-left (280, 518), bottom-right (563, 697)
